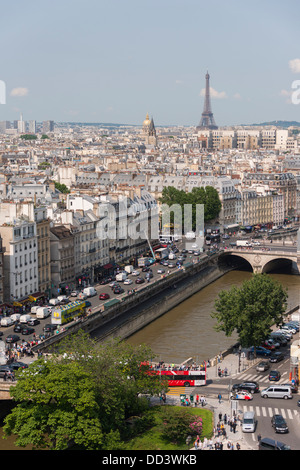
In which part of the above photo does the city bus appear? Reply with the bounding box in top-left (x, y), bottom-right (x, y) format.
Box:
top-left (142, 362), bottom-right (207, 387)
top-left (157, 369), bottom-right (206, 387)
top-left (51, 300), bottom-right (89, 325)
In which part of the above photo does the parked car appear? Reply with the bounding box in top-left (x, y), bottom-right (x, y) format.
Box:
top-left (232, 381), bottom-right (259, 393)
top-left (269, 370), bottom-right (281, 381)
top-left (249, 346), bottom-right (271, 357)
top-left (256, 361), bottom-right (270, 372)
top-left (21, 327), bottom-right (35, 335)
top-left (281, 383), bottom-right (298, 393)
top-left (230, 391), bottom-right (253, 401)
top-left (261, 341), bottom-right (275, 351)
top-left (281, 325), bottom-right (296, 334)
top-left (43, 324), bottom-right (57, 333)
top-left (13, 324), bottom-right (25, 333)
top-left (9, 361), bottom-right (28, 371)
top-left (271, 414), bottom-right (289, 433)
top-left (269, 352), bottom-right (284, 363)
top-left (70, 290), bottom-right (79, 297)
top-left (6, 334), bottom-right (20, 343)
top-left (99, 293), bottom-right (110, 300)
top-left (27, 318), bottom-right (40, 326)
top-left (0, 365), bottom-right (14, 378)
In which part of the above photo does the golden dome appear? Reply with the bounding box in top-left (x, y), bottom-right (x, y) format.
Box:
top-left (143, 112), bottom-right (151, 127)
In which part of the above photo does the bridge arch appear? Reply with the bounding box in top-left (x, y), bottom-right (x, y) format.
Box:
top-left (218, 252), bottom-right (253, 272)
top-left (261, 257), bottom-right (294, 274)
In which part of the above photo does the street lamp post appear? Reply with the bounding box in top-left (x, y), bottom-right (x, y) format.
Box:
top-left (238, 345), bottom-right (242, 373)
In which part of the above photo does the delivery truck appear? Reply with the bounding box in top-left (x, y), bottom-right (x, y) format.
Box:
top-left (236, 240), bottom-right (252, 247)
top-left (116, 272), bottom-right (127, 282)
top-left (83, 287), bottom-right (97, 297)
top-left (124, 265), bottom-right (133, 274)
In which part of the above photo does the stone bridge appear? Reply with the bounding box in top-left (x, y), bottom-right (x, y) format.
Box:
top-left (218, 228), bottom-right (300, 274)
top-left (219, 247), bottom-right (300, 274)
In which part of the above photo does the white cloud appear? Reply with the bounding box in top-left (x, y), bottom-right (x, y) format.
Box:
top-left (289, 59), bottom-right (300, 74)
top-left (175, 79), bottom-right (183, 85)
top-left (233, 93), bottom-right (241, 100)
top-left (280, 89), bottom-right (292, 104)
top-left (10, 87), bottom-right (29, 97)
top-left (200, 87), bottom-right (227, 99)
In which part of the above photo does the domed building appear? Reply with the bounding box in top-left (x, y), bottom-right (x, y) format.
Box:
top-left (142, 112), bottom-right (157, 146)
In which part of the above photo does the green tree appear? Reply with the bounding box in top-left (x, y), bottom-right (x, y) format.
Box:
top-left (159, 185), bottom-right (221, 229)
top-left (54, 182), bottom-right (70, 194)
top-left (3, 333), bottom-right (165, 450)
top-left (212, 274), bottom-right (288, 355)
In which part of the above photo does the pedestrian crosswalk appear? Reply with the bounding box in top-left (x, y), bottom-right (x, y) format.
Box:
top-left (236, 370), bottom-right (289, 385)
top-left (241, 403), bottom-right (299, 420)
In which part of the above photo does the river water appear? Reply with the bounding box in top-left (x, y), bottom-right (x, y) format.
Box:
top-left (127, 271), bottom-right (300, 364)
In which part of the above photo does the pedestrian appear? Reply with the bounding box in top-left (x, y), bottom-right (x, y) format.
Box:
top-left (236, 442), bottom-right (241, 450)
top-left (3, 371), bottom-right (7, 381)
top-left (219, 412), bottom-right (222, 422)
top-left (218, 393), bottom-right (222, 403)
top-left (223, 413), bottom-right (227, 425)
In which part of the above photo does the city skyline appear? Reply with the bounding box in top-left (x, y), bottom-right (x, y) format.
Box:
top-left (1, 0), bottom-right (300, 126)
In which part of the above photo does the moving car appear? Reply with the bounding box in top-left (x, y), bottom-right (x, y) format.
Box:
top-left (258, 437), bottom-right (290, 450)
top-left (123, 279), bottom-right (133, 285)
top-left (99, 293), bottom-right (110, 300)
top-left (256, 361), bottom-right (270, 372)
top-left (113, 287), bottom-right (124, 294)
top-left (269, 370), bottom-right (281, 381)
top-left (230, 391), bottom-right (253, 401)
top-left (271, 414), bottom-right (289, 433)
top-left (232, 381), bottom-right (259, 393)
top-left (131, 270), bottom-right (140, 276)
top-left (135, 278), bottom-right (145, 284)
top-left (157, 268), bottom-right (165, 274)
top-left (269, 352), bottom-right (284, 363)
top-left (9, 361), bottom-right (28, 371)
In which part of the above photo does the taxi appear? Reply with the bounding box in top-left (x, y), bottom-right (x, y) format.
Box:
top-left (230, 390), bottom-right (253, 401)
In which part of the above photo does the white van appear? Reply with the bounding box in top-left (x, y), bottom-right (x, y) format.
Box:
top-left (49, 298), bottom-right (59, 306)
top-left (36, 307), bottom-right (51, 319)
top-left (0, 317), bottom-right (14, 327)
top-left (242, 411), bottom-right (256, 433)
top-left (261, 385), bottom-right (292, 400)
top-left (10, 313), bottom-right (21, 323)
top-left (83, 287), bottom-right (97, 297)
top-left (31, 306), bottom-right (39, 314)
top-left (116, 273), bottom-right (127, 282)
top-left (20, 314), bottom-right (32, 323)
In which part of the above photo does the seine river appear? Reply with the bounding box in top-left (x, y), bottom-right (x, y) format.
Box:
top-left (127, 271), bottom-right (300, 364)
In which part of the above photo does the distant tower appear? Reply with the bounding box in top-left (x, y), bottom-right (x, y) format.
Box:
top-left (197, 71), bottom-right (218, 130)
top-left (142, 112), bottom-right (157, 146)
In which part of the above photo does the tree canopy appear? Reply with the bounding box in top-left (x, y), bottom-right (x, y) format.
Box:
top-left (3, 332), bottom-right (166, 450)
top-left (212, 274), bottom-right (288, 352)
top-left (159, 186), bottom-right (222, 230)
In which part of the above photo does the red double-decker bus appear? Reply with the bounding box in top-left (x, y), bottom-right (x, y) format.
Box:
top-left (158, 369), bottom-right (206, 387)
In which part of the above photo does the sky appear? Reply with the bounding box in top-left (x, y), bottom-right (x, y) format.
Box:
top-left (1, 0), bottom-right (300, 126)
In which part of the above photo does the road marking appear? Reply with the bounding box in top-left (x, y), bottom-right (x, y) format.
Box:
top-left (268, 407), bottom-right (273, 417)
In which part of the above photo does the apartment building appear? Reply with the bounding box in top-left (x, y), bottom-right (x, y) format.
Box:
top-left (0, 220), bottom-right (38, 302)
top-left (50, 225), bottom-right (75, 295)
top-left (34, 207), bottom-right (51, 297)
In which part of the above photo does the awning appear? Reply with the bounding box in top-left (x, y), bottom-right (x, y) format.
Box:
top-left (28, 292), bottom-right (45, 302)
top-left (103, 263), bottom-right (113, 270)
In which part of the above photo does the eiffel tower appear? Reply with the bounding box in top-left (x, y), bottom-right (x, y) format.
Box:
top-left (196, 71), bottom-right (218, 130)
